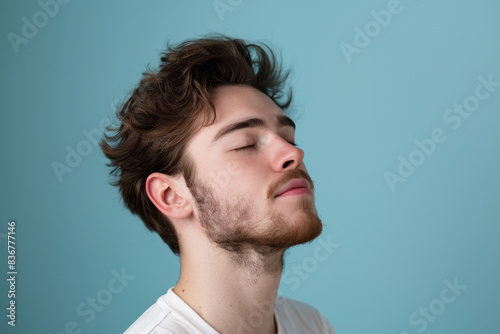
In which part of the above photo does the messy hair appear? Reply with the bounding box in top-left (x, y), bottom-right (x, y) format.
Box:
top-left (100, 34), bottom-right (292, 255)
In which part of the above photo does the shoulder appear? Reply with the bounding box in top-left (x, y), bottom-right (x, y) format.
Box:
top-left (123, 293), bottom-right (182, 334)
top-left (123, 289), bottom-right (212, 334)
top-left (274, 295), bottom-right (336, 334)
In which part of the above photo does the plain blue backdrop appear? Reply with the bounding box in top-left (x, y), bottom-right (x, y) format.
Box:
top-left (1, 0), bottom-right (499, 333)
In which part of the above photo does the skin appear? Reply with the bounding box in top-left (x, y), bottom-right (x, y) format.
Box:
top-left (145, 84), bottom-right (323, 334)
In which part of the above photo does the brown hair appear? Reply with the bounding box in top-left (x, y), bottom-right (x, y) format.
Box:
top-left (100, 33), bottom-right (293, 255)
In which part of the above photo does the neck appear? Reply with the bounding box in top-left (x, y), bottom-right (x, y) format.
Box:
top-left (174, 244), bottom-right (285, 334)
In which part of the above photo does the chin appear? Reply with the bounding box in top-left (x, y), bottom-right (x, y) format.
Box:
top-left (265, 202), bottom-right (323, 250)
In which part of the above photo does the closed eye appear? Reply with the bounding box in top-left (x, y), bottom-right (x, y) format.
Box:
top-left (234, 144), bottom-right (256, 151)
top-left (234, 141), bottom-right (298, 152)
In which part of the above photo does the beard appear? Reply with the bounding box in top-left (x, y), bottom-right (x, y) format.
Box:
top-left (186, 167), bottom-right (323, 261)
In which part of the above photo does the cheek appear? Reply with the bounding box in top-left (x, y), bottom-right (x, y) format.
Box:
top-left (224, 164), bottom-right (263, 197)
top-left (226, 161), bottom-right (243, 178)
top-left (235, 167), bottom-right (270, 202)
top-left (203, 160), bottom-right (245, 191)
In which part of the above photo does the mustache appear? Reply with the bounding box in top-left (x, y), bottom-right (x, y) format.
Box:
top-left (266, 169), bottom-right (315, 199)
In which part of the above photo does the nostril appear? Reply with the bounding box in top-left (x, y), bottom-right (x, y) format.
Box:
top-left (283, 160), bottom-right (293, 169)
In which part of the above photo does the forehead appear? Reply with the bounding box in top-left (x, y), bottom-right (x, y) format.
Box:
top-left (192, 85), bottom-right (290, 144)
top-left (211, 84), bottom-right (285, 122)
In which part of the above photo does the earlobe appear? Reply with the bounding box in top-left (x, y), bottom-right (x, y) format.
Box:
top-left (145, 172), bottom-right (192, 220)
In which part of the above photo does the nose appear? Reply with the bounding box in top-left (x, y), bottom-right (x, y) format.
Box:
top-left (270, 135), bottom-right (305, 171)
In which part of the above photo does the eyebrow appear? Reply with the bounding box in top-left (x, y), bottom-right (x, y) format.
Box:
top-left (211, 114), bottom-right (296, 145)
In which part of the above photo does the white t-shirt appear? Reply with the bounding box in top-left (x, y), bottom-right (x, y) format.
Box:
top-left (124, 288), bottom-right (336, 334)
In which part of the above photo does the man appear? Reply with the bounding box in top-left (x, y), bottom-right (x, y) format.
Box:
top-left (101, 34), bottom-right (335, 334)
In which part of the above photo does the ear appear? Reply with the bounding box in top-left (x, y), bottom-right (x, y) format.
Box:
top-left (145, 172), bottom-right (193, 220)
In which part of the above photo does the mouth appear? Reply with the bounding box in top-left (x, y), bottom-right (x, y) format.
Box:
top-left (274, 178), bottom-right (311, 198)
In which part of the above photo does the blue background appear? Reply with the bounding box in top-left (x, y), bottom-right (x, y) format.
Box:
top-left (1, 0), bottom-right (499, 333)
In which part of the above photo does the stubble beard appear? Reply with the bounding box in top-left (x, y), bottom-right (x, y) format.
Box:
top-left (187, 168), bottom-right (323, 273)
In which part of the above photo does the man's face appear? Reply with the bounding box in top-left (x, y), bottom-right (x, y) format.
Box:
top-left (184, 84), bottom-right (322, 255)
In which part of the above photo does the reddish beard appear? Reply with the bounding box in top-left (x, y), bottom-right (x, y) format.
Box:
top-left (188, 168), bottom-right (323, 256)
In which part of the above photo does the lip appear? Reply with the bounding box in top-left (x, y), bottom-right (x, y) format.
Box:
top-left (274, 178), bottom-right (311, 198)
